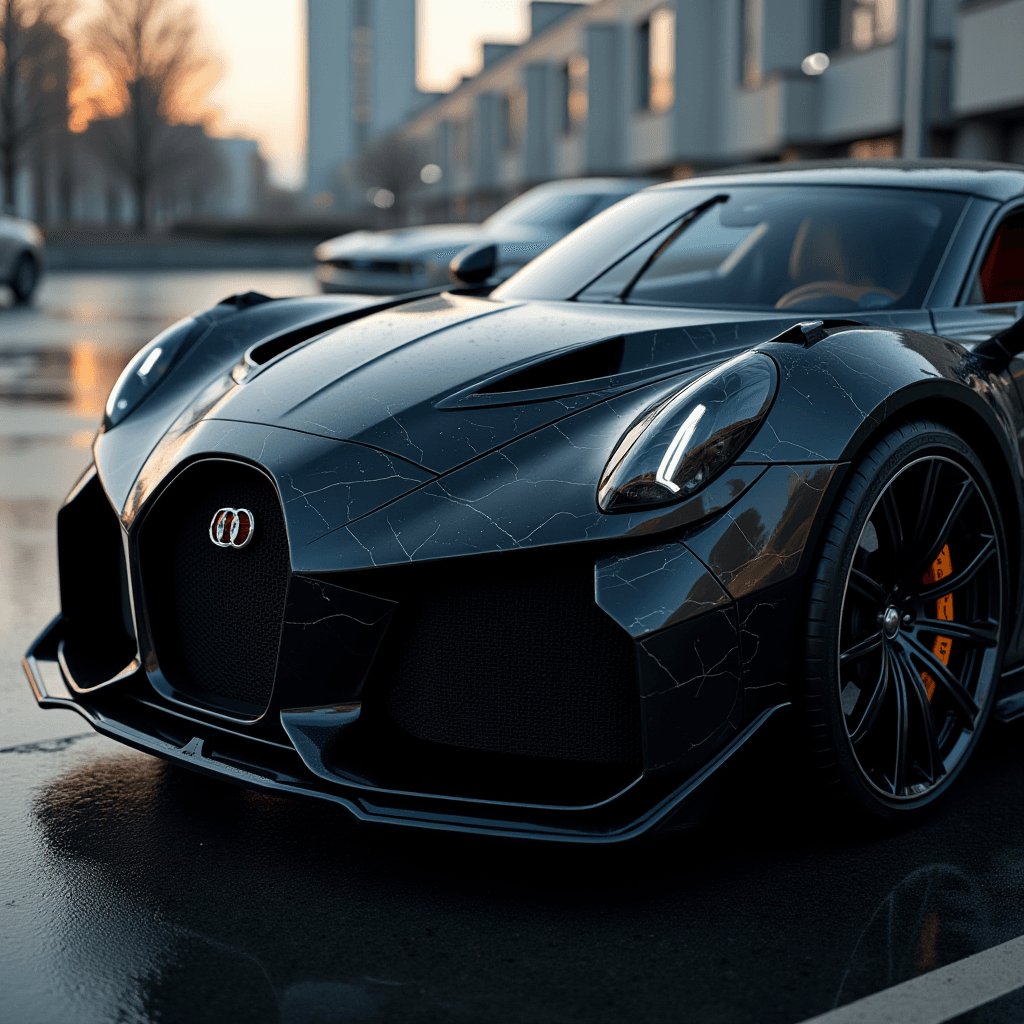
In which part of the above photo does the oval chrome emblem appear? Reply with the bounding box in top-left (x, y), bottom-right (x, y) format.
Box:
top-left (209, 507), bottom-right (255, 549)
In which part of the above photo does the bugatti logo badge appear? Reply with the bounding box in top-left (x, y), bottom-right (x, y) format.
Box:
top-left (209, 507), bottom-right (255, 549)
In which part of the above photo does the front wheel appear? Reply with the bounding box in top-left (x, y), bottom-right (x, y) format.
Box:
top-left (11, 252), bottom-right (37, 303)
top-left (801, 420), bottom-right (1006, 821)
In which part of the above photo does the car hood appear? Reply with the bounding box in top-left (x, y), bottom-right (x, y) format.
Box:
top-left (207, 293), bottom-right (805, 475)
top-left (315, 225), bottom-right (487, 263)
top-left (97, 293), bottom-right (956, 569)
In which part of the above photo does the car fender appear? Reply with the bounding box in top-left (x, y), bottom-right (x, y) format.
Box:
top-left (750, 323), bottom-right (1024, 658)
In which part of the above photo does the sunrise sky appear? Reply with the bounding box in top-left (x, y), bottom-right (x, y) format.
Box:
top-left (180, 0), bottom-right (538, 187)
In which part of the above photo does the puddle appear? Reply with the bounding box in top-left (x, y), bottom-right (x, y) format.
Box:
top-left (0, 344), bottom-right (134, 412)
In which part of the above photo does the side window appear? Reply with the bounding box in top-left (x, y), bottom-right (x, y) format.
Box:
top-left (968, 211), bottom-right (1024, 305)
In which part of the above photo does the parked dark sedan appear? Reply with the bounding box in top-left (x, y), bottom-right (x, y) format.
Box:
top-left (313, 177), bottom-right (653, 294)
top-left (25, 161), bottom-right (1024, 841)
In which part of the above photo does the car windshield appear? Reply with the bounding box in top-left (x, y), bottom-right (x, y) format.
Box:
top-left (495, 184), bottom-right (967, 312)
top-left (484, 189), bottom-right (605, 233)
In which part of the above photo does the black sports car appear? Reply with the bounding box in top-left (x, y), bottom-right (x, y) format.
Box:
top-left (25, 161), bottom-right (1024, 841)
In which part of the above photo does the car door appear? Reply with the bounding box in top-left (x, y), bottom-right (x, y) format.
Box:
top-left (932, 200), bottom-right (1024, 672)
top-left (931, 201), bottom-right (1024, 345)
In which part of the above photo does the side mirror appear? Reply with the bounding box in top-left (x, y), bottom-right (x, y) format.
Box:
top-left (450, 243), bottom-right (497, 285)
top-left (975, 300), bottom-right (1024, 365)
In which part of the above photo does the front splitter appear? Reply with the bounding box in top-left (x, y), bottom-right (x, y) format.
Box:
top-left (24, 615), bottom-right (789, 843)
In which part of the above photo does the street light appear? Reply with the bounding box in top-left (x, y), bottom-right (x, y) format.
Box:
top-left (420, 163), bottom-right (442, 184)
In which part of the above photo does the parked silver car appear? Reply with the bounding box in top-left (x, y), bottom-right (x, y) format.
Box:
top-left (0, 214), bottom-right (43, 302)
top-left (314, 178), bottom-right (654, 295)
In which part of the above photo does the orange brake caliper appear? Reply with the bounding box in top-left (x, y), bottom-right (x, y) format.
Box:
top-left (920, 544), bottom-right (953, 700)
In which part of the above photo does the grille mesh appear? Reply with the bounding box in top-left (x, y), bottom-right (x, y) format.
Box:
top-left (375, 553), bottom-right (642, 764)
top-left (141, 460), bottom-right (290, 715)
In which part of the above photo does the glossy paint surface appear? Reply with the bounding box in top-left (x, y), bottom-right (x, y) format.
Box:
top-left (25, 169), bottom-right (1024, 840)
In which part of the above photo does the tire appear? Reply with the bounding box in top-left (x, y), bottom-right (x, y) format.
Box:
top-left (11, 252), bottom-right (37, 303)
top-left (801, 419), bottom-right (1007, 822)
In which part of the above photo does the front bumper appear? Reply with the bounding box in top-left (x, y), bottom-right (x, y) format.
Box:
top-left (25, 613), bottom-right (787, 842)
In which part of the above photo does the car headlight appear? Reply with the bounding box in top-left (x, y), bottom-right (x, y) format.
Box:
top-left (104, 316), bottom-right (205, 428)
top-left (597, 351), bottom-right (777, 512)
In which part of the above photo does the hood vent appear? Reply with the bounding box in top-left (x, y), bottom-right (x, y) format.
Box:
top-left (244, 289), bottom-right (454, 372)
top-left (477, 336), bottom-right (625, 395)
top-left (247, 313), bottom-right (355, 367)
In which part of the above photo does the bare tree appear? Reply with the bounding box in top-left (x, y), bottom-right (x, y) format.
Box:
top-left (82, 0), bottom-right (218, 231)
top-left (0, 0), bottom-right (73, 214)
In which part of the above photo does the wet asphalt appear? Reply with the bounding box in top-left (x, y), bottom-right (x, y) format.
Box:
top-left (3, 271), bottom-right (1024, 1024)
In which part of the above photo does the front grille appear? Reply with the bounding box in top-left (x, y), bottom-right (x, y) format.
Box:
top-left (330, 258), bottom-right (421, 275)
top-left (363, 551), bottom-right (642, 765)
top-left (139, 460), bottom-right (291, 717)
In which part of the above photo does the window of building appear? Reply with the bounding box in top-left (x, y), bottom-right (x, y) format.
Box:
top-left (848, 135), bottom-right (899, 159)
top-left (559, 62), bottom-right (571, 134)
top-left (969, 211), bottom-right (1024, 305)
top-left (821, 0), bottom-right (897, 53)
top-left (638, 8), bottom-right (675, 110)
top-left (650, 8), bottom-right (675, 111)
top-left (564, 54), bottom-right (588, 131)
top-left (741, 0), bottom-right (763, 89)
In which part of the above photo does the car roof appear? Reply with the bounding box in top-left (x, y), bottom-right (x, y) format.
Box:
top-left (651, 159), bottom-right (1024, 203)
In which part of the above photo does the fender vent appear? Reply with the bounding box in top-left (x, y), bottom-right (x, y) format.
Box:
top-left (477, 336), bottom-right (625, 394)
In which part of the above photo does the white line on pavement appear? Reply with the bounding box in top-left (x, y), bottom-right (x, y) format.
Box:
top-left (800, 933), bottom-right (1024, 1024)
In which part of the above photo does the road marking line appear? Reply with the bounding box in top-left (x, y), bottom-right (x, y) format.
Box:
top-left (801, 933), bottom-right (1024, 1024)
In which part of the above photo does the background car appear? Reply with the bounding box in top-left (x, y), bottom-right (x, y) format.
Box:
top-left (0, 213), bottom-right (44, 303)
top-left (313, 177), bottom-right (654, 294)
top-left (24, 160), bottom-right (1024, 841)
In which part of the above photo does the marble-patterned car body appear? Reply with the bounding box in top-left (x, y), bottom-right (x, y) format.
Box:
top-left (24, 162), bottom-right (1024, 841)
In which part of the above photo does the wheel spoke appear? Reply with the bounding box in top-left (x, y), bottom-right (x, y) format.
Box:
top-left (895, 650), bottom-right (945, 785)
top-left (848, 568), bottom-right (886, 607)
top-left (915, 536), bottom-right (996, 602)
top-left (891, 658), bottom-right (910, 795)
top-left (851, 646), bottom-right (890, 745)
top-left (912, 618), bottom-right (998, 648)
top-left (900, 632), bottom-right (980, 727)
top-left (840, 630), bottom-right (884, 667)
top-left (880, 488), bottom-right (904, 566)
top-left (909, 461), bottom-right (942, 563)
top-left (906, 478), bottom-right (974, 585)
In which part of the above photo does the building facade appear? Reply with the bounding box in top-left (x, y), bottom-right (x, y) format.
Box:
top-left (370, 0), bottom-right (1024, 224)
top-left (306, 0), bottom-right (420, 209)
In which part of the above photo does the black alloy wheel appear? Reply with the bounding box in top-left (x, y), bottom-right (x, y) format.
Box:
top-left (802, 420), bottom-right (1006, 820)
top-left (11, 252), bottom-right (37, 303)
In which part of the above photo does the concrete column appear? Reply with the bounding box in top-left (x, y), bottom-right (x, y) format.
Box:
top-left (673, 0), bottom-right (716, 163)
top-left (903, 0), bottom-right (929, 157)
top-left (586, 23), bottom-right (625, 174)
top-left (761, 0), bottom-right (815, 77)
top-left (475, 93), bottom-right (499, 189)
top-left (526, 63), bottom-right (553, 182)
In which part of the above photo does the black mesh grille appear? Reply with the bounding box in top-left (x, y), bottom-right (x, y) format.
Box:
top-left (140, 460), bottom-right (291, 716)
top-left (367, 551), bottom-right (642, 765)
